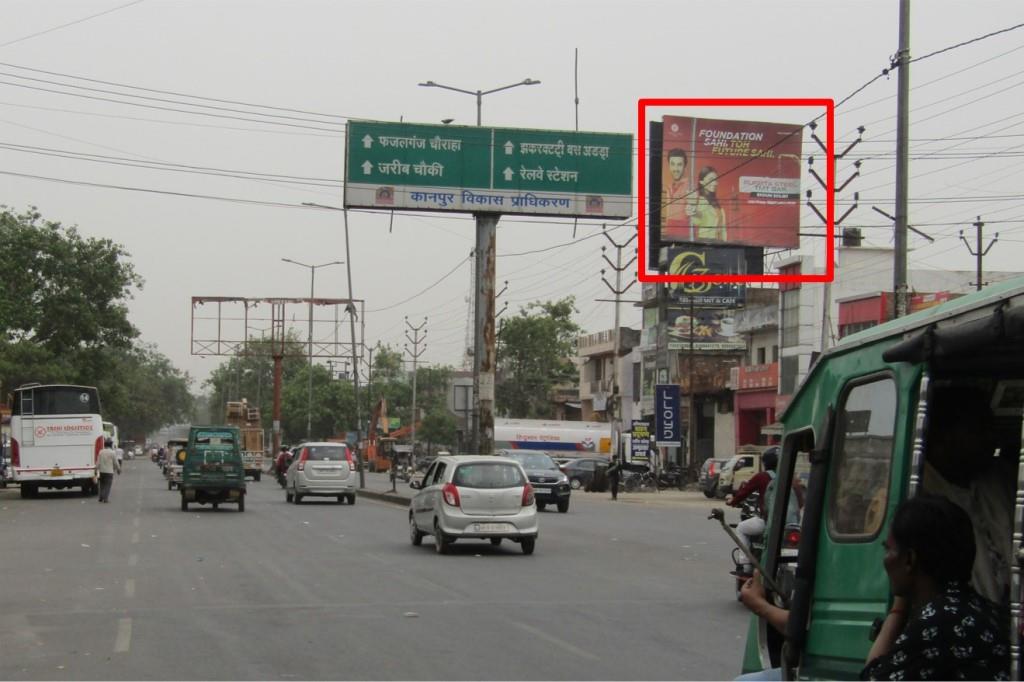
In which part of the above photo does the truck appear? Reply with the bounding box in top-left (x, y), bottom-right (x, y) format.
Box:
top-left (224, 400), bottom-right (264, 481)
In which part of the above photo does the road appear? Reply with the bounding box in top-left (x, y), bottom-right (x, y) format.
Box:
top-left (0, 460), bottom-right (752, 680)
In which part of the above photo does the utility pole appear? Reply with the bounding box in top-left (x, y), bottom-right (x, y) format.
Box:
top-left (806, 123), bottom-right (863, 351)
top-left (893, 0), bottom-right (912, 318)
top-left (599, 227), bottom-right (637, 464)
top-left (404, 317), bottom-right (427, 468)
top-left (960, 217), bottom-right (999, 291)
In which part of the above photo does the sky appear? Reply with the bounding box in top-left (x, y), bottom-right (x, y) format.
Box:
top-left (1, 0), bottom-right (1022, 389)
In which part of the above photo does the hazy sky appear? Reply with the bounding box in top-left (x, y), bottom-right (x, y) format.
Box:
top-left (1, 0), bottom-right (1022, 389)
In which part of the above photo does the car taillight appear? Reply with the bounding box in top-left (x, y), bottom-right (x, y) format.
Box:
top-left (521, 483), bottom-right (535, 507)
top-left (784, 528), bottom-right (801, 549)
top-left (345, 447), bottom-right (354, 471)
top-left (297, 448), bottom-right (309, 472)
top-left (442, 482), bottom-right (460, 507)
top-left (709, 462), bottom-right (716, 476)
top-left (11, 438), bottom-right (20, 467)
top-left (94, 436), bottom-right (104, 464)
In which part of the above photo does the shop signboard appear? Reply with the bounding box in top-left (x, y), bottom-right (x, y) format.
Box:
top-left (666, 308), bottom-right (746, 351)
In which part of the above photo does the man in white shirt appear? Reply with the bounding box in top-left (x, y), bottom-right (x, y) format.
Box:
top-left (96, 438), bottom-right (121, 503)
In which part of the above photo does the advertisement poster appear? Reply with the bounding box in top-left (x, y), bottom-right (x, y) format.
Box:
top-left (666, 308), bottom-right (747, 351)
top-left (665, 245), bottom-right (746, 307)
top-left (659, 115), bottom-right (802, 248)
top-left (630, 420), bottom-right (651, 462)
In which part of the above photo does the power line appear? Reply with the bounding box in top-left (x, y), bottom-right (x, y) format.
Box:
top-left (910, 22), bottom-right (1024, 63)
top-left (0, 0), bottom-right (145, 49)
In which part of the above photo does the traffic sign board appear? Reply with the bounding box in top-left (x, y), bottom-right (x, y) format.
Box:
top-left (345, 120), bottom-right (632, 218)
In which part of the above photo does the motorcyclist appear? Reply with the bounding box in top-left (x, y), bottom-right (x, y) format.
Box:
top-left (726, 446), bottom-right (780, 577)
top-left (274, 446), bottom-right (291, 482)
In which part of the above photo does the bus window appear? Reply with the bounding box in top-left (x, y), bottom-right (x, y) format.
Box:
top-left (13, 386), bottom-right (101, 416)
top-left (828, 376), bottom-right (897, 539)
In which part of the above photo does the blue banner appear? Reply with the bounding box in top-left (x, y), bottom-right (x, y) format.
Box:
top-left (654, 384), bottom-right (681, 447)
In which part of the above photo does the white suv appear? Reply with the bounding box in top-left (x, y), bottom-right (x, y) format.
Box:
top-left (409, 455), bottom-right (539, 555)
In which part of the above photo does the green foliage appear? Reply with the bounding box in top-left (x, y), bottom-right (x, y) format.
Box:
top-left (0, 207), bottom-right (193, 439)
top-left (496, 297), bottom-right (581, 419)
top-left (419, 409), bottom-right (457, 450)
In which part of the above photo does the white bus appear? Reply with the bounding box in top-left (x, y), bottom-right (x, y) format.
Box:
top-left (9, 383), bottom-right (104, 498)
top-left (493, 418), bottom-right (612, 457)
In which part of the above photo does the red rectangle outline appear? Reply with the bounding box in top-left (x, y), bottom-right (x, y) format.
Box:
top-left (637, 98), bottom-right (835, 284)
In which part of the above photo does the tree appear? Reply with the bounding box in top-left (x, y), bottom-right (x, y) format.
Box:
top-left (419, 409), bottom-right (456, 454)
top-left (496, 297), bottom-right (581, 419)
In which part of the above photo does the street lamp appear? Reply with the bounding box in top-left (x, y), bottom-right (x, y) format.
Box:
top-left (417, 78), bottom-right (540, 126)
top-left (281, 258), bottom-right (343, 440)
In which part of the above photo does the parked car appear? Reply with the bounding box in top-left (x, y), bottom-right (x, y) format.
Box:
top-left (498, 449), bottom-right (571, 513)
top-left (408, 455), bottom-right (538, 555)
top-left (285, 442), bottom-right (357, 505)
top-left (699, 457), bottom-right (731, 498)
top-left (560, 456), bottom-right (609, 491)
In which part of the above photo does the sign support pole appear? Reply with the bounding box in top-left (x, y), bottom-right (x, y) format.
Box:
top-left (474, 214), bottom-right (498, 455)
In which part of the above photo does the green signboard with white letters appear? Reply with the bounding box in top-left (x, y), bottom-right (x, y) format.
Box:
top-left (344, 120), bottom-right (632, 219)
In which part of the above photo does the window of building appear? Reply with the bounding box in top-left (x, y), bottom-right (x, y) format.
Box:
top-left (772, 345), bottom-right (779, 363)
top-left (593, 359), bottom-right (603, 381)
top-left (781, 289), bottom-right (800, 347)
top-left (828, 376), bottom-right (897, 539)
top-left (757, 347), bottom-right (767, 364)
top-left (779, 355), bottom-right (799, 395)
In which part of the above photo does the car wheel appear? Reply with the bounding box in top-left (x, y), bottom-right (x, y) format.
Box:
top-left (168, 481), bottom-right (173, 491)
top-left (489, 538), bottom-right (502, 546)
top-left (409, 516), bottom-right (424, 546)
top-left (254, 471), bottom-right (261, 483)
top-left (521, 538), bottom-right (536, 555)
top-left (347, 494), bottom-right (356, 505)
top-left (537, 501), bottom-right (547, 512)
top-left (570, 478), bottom-right (582, 490)
top-left (238, 495), bottom-right (245, 512)
top-left (703, 488), bottom-right (715, 499)
top-left (433, 520), bottom-right (449, 555)
top-left (180, 494), bottom-right (188, 512)
top-left (557, 500), bottom-right (570, 514)
top-left (212, 503), bottom-right (219, 510)
top-left (294, 492), bottom-right (302, 504)
top-left (337, 495), bottom-right (345, 504)
top-left (286, 489), bottom-right (293, 503)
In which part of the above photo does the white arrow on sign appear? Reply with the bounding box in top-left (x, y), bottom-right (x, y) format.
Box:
top-left (502, 167), bottom-right (514, 182)
top-left (362, 161), bottom-right (373, 175)
top-left (362, 134), bottom-right (374, 149)
top-left (503, 141), bottom-right (514, 155)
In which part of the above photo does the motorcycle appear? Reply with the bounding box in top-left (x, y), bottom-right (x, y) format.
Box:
top-left (709, 492), bottom-right (801, 603)
top-left (275, 467), bottom-right (287, 489)
top-left (657, 465), bottom-right (684, 490)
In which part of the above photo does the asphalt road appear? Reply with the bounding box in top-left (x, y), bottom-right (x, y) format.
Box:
top-left (0, 460), bottom-right (752, 680)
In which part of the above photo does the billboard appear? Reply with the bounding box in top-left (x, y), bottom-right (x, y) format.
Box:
top-left (665, 245), bottom-right (746, 308)
top-left (345, 120), bottom-right (633, 219)
top-left (659, 115), bottom-right (802, 248)
top-left (654, 385), bottom-right (681, 447)
top-left (665, 308), bottom-right (746, 351)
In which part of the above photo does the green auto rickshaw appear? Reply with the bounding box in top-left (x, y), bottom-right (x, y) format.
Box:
top-left (180, 425), bottom-right (246, 512)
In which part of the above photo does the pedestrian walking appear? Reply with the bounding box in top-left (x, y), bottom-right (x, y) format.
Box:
top-left (96, 438), bottom-right (120, 502)
top-left (608, 455), bottom-right (621, 501)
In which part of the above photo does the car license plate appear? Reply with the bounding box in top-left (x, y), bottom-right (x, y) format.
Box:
top-left (50, 468), bottom-right (63, 477)
top-left (474, 523), bottom-right (510, 533)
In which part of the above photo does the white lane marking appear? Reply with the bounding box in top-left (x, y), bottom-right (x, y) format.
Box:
top-left (128, 553), bottom-right (139, 567)
top-left (114, 617), bottom-right (132, 653)
top-left (130, 531), bottom-right (139, 544)
top-left (124, 579), bottom-right (135, 598)
top-left (509, 620), bottom-right (599, 661)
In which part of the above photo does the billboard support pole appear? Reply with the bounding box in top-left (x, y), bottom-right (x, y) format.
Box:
top-left (688, 294), bottom-right (695, 476)
top-left (474, 214), bottom-right (498, 456)
top-left (893, 0), bottom-right (911, 318)
top-left (600, 228), bottom-right (637, 463)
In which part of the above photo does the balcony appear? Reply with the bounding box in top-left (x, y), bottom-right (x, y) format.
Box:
top-left (576, 328), bottom-right (641, 358)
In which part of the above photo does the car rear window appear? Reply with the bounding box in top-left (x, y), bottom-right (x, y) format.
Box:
top-left (307, 445), bottom-right (348, 460)
top-left (508, 452), bottom-right (558, 470)
top-left (453, 463), bottom-right (526, 489)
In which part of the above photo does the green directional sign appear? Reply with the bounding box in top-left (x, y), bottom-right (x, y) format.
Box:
top-left (344, 120), bottom-right (632, 219)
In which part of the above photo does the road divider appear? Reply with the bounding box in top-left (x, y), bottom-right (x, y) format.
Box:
top-left (357, 489), bottom-right (411, 507)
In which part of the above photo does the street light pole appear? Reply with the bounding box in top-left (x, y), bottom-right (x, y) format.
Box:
top-left (417, 77), bottom-right (540, 455)
top-left (281, 258), bottom-right (343, 441)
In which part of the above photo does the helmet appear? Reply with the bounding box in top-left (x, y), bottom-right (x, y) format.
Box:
top-left (762, 446), bottom-right (780, 471)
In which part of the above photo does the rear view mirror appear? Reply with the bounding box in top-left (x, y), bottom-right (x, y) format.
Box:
top-left (409, 480), bottom-right (422, 490)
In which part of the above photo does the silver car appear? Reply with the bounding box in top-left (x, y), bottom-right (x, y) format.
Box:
top-left (409, 455), bottom-right (539, 555)
top-left (285, 442), bottom-right (357, 505)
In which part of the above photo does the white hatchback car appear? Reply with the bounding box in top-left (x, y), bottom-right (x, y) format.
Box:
top-left (409, 455), bottom-right (539, 555)
top-left (286, 441), bottom-right (357, 505)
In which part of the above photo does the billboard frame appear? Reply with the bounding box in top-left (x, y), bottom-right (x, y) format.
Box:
top-left (637, 98), bottom-right (835, 285)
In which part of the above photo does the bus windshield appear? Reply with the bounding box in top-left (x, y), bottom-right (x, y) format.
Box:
top-left (12, 386), bottom-right (101, 415)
